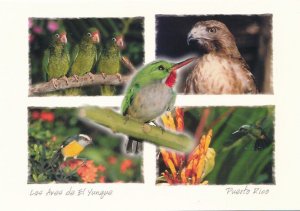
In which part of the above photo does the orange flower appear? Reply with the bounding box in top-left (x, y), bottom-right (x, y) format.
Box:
top-left (108, 156), bottom-right (117, 164)
top-left (77, 160), bottom-right (98, 183)
top-left (99, 176), bottom-right (105, 183)
top-left (97, 164), bottom-right (106, 172)
top-left (120, 159), bottom-right (132, 173)
top-left (160, 108), bottom-right (216, 185)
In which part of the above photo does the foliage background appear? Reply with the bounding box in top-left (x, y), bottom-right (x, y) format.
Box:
top-left (28, 108), bottom-right (143, 183)
top-left (158, 106), bottom-right (274, 184)
top-left (29, 18), bottom-right (144, 95)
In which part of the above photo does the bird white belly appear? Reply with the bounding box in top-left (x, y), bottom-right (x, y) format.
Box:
top-left (128, 83), bottom-right (175, 122)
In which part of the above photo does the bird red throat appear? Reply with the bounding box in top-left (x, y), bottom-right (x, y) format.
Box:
top-left (165, 57), bottom-right (195, 87)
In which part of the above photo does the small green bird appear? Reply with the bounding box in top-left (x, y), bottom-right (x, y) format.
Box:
top-left (42, 29), bottom-right (70, 88)
top-left (67, 27), bottom-right (100, 95)
top-left (231, 124), bottom-right (272, 151)
top-left (121, 58), bottom-right (195, 153)
top-left (98, 35), bottom-right (125, 96)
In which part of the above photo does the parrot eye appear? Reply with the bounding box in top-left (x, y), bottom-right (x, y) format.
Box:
top-left (207, 27), bottom-right (217, 33)
top-left (158, 65), bottom-right (165, 71)
top-left (87, 32), bottom-right (92, 37)
top-left (55, 34), bottom-right (59, 38)
top-left (112, 37), bottom-right (117, 42)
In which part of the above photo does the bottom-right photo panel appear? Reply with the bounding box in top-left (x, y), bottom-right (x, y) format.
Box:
top-left (156, 106), bottom-right (275, 185)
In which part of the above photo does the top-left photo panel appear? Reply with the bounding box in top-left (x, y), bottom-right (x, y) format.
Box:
top-left (29, 17), bottom-right (144, 96)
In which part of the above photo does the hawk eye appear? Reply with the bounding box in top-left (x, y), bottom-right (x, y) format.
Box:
top-left (112, 37), bottom-right (117, 42)
top-left (208, 27), bottom-right (217, 33)
top-left (55, 34), bottom-right (59, 38)
top-left (158, 65), bottom-right (165, 70)
top-left (87, 32), bottom-right (92, 37)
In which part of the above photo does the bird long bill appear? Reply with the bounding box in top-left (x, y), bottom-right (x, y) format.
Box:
top-left (171, 57), bottom-right (196, 71)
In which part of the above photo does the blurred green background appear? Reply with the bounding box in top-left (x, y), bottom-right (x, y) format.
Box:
top-left (158, 106), bottom-right (275, 184)
top-left (28, 108), bottom-right (142, 183)
top-left (29, 18), bottom-right (144, 95)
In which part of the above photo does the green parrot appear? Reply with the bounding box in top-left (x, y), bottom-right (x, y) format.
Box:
top-left (42, 29), bottom-right (70, 88)
top-left (67, 27), bottom-right (100, 95)
top-left (230, 124), bottom-right (272, 151)
top-left (97, 35), bottom-right (125, 96)
top-left (121, 58), bottom-right (195, 153)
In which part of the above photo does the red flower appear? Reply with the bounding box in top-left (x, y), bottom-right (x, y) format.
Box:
top-left (31, 111), bottom-right (40, 120)
top-left (97, 164), bottom-right (106, 172)
top-left (77, 160), bottom-right (98, 183)
top-left (120, 159), bottom-right (132, 173)
top-left (98, 176), bottom-right (105, 183)
top-left (40, 111), bottom-right (55, 122)
top-left (108, 156), bottom-right (117, 164)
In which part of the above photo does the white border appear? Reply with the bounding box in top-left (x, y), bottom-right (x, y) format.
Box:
top-left (1, 0), bottom-right (300, 210)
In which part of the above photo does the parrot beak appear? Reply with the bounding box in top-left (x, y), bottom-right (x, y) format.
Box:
top-left (170, 57), bottom-right (196, 72)
top-left (92, 32), bottom-right (100, 43)
top-left (60, 33), bottom-right (67, 44)
top-left (116, 35), bottom-right (125, 49)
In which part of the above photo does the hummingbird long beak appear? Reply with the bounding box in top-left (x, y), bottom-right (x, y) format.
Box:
top-left (170, 57), bottom-right (196, 72)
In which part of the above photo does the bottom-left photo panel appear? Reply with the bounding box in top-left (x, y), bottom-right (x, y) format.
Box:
top-left (28, 107), bottom-right (143, 184)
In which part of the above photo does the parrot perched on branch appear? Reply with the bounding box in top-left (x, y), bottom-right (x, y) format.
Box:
top-left (42, 28), bottom-right (70, 88)
top-left (97, 35), bottom-right (125, 96)
top-left (121, 58), bottom-right (195, 153)
top-left (67, 27), bottom-right (100, 95)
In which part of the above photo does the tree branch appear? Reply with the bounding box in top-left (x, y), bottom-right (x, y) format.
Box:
top-left (29, 73), bottom-right (132, 96)
top-left (79, 107), bottom-right (194, 152)
top-left (29, 56), bottom-right (137, 96)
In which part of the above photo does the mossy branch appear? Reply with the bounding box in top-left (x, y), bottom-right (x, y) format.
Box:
top-left (79, 107), bottom-right (194, 152)
top-left (29, 56), bottom-right (136, 96)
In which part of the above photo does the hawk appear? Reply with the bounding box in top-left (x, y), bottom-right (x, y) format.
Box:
top-left (185, 20), bottom-right (257, 94)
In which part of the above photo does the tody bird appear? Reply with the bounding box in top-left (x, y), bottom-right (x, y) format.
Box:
top-left (121, 58), bottom-right (195, 153)
top-left (185, 20), bottom-right (257, 94)
top-left (98, 35), bottom-right (125, 96)
top-left (42, 28), bottom-right (70, 88)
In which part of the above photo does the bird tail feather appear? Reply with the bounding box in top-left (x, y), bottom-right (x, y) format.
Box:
top-left (100, 85), bottom-right (116, 96)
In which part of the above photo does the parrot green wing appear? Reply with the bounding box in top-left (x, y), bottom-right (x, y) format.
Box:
top-left (121, 83), bottom-right (140, 115)
top-left (42, 49), bottom-right (50, 81)
top-left (71, 44), bottom-right (79, 65)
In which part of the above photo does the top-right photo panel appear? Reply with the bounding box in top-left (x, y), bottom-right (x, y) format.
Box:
top-left (156, 15), bottom-right (272, 94)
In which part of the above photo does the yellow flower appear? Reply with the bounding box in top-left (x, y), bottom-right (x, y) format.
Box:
top-left (160, 108), bottom-right (216, 185)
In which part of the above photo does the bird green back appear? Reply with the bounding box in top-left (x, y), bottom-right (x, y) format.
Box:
top-left (121, 60), bottom-right (173, 115)
top-left (98, 38), bottom-right (122, 96)
top-left (42, 30), bottom-right (70, 81)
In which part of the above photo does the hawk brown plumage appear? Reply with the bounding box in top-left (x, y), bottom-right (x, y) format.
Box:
top-left (185, 20), bottom-right (257, 94)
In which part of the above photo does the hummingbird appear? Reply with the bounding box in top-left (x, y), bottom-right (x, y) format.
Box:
top-left (231, 124), bottom-right (272, 151)
top-left (121, 58), bottom-right (195, 153)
